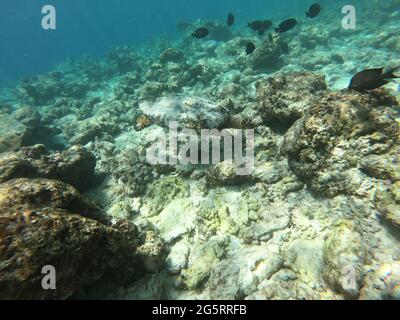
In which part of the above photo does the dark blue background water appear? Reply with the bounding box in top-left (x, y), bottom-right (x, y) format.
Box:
top-left (0, 0), bottom-right (329, 87)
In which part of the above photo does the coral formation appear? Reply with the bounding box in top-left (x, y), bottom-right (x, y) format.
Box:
top-left (0, 145), bottom-right (96, 191)
top-left (256, 71), bottom-right (328, 126)
top-left (0, 178), bottom-right (140, 299)
top-left (248, 35), bottom-right (288, 71)
top-left (284, 89), bottom-right (399, 197)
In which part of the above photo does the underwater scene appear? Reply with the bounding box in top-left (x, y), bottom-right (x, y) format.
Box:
top-left (0, 0), bottom-right (400, 300)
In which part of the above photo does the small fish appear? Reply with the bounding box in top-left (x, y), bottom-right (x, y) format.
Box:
top-left (275, 18), bottom-right (298, 33)
top-left (246, 42), bottom-right (256, 55)
top-left (227, 13), bottom-right (235, 26)
top-left (248, 20), bottom-right (273, 36)
top-left (192, 27), bottom-right (210, 39)
top-left (349, 66), bottom-right (400, 91)
top-left (306, 4), bottom-right (322, 18)
top-left (0, 132), bottom-right (23, 154)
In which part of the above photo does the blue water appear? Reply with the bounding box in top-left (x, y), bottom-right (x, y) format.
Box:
top-left (0, 0), bottom-right (337, 86)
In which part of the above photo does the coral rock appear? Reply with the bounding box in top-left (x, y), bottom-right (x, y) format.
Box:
top-left (256, 71), bottom-right (328, 126)
top-left (322, 221), bottom-right (367, 299)
top-left (0, 178), bottom-right (139, 299)
top-left (284, 89), bottom-right (400, 197)
top-left (248, 36), bottom-right (288, 71)
top-left (0, 145), bottom-right (96, 191)
top-left (139, 95), bottom-right (228, 130)
top-left (360, 262), bottom-right (400, 300)
top-left (159, 48), bottom-right (185, 64)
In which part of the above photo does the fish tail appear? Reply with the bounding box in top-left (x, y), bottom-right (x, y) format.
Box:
top-left (384, 66), bottom-right (400, 79)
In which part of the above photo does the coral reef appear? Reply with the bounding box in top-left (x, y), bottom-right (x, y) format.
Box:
top-left (256, 71), bottom-right (328, 126)
top-left (0, 178), bottom-right (140, 299)
top-left (248, 35), bottom-right (288, 71)
top-left (139, 95), bottom-right (228, 130)
top-left (284, 89), bottom-right (399, 197)
top-left (0, 145), bottom-right (96, 191)
top-left (1, 0), bottom-right (400, 300)
top-left (322, 221), bottom-right (367, 298)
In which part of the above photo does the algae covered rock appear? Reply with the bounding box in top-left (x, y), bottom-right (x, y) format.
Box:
top-left (19, 71), bottom-right (91, 104)
top-left (0, 145), bottom-right (96, 191)
top-left (248, 35), bottom-right (288, 71)
top-left (256, 71), bottom-right (328, 126)
top-left (179, 238), bottom-right (227, 290)
top-left (322, 221), bottom-right (367, 299)
top-left (360, 262), bottom-right (400, 300)
top-left (376, 181), bottom-right (400, 229)
top-left (136, 230), bottom-right (165, 273)
top-left (19, 72), bottom-right (63, 104)
top-left (62, 114), bottom-right (121, 145)
top-left (147, 198), bottom-right (196, 244)
top-left (206, 160), bottom-right (252, 187)
top-left (142, 175), bottom-right (189, 217)
top-left (208, 246), bottom-right (283, 299)
top-left (166, 240), bottom-right (190, 275)
top-left (284, 89), bottom-right (400, 197)
top-left (0, 178), bottom-right (106, 224)
top-left (0, 178), bottom-right (140, 299)
top-left (0, 209), bottom-right (140, 300)
top-left (139, 95), bottom-right (228, 130)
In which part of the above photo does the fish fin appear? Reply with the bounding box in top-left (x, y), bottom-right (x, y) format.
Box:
top-left (384, 66), bottom-right (400, 79)
top-left (274, 27), bottom-right (280, 33)
top-left (306, 12), bottom-right (310, 18)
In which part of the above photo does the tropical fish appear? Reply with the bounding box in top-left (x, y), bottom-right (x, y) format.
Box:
top-left (248, 20), bottom-right (273, 36)
top-left (0, 132), bottom-right (23, 154)
top-left (227, 13), bottom-right (235, 26)
top-left (348, 66), bottom-right (399, 91)
top-left (192, 27), bottom-right (210, 39)
top-left (275, 19), bottom-right (298, 33)
top-left (306, 4), bottom-right (322, 18)
top-left (246, 42), bottom-right (256, 55)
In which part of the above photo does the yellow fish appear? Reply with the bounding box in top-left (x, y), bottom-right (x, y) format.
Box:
top-left (0, 132), bottom-right (23, 154)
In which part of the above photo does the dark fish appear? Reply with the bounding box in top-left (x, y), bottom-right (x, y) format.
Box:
top-left (306, 4), bottom-right (321, 18)
top-left (349, 66), bottom-right (399, 91)
top-left (248, 20), bottom-right (273, 36)
top-left (192, 27), bottom-right (210, 39)
top-left (227, 13), bottom-right (235, 26)
top-left (246, 42), bottom-right (256, 55)
top-left (275, 18), bottom-right (298, 33)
